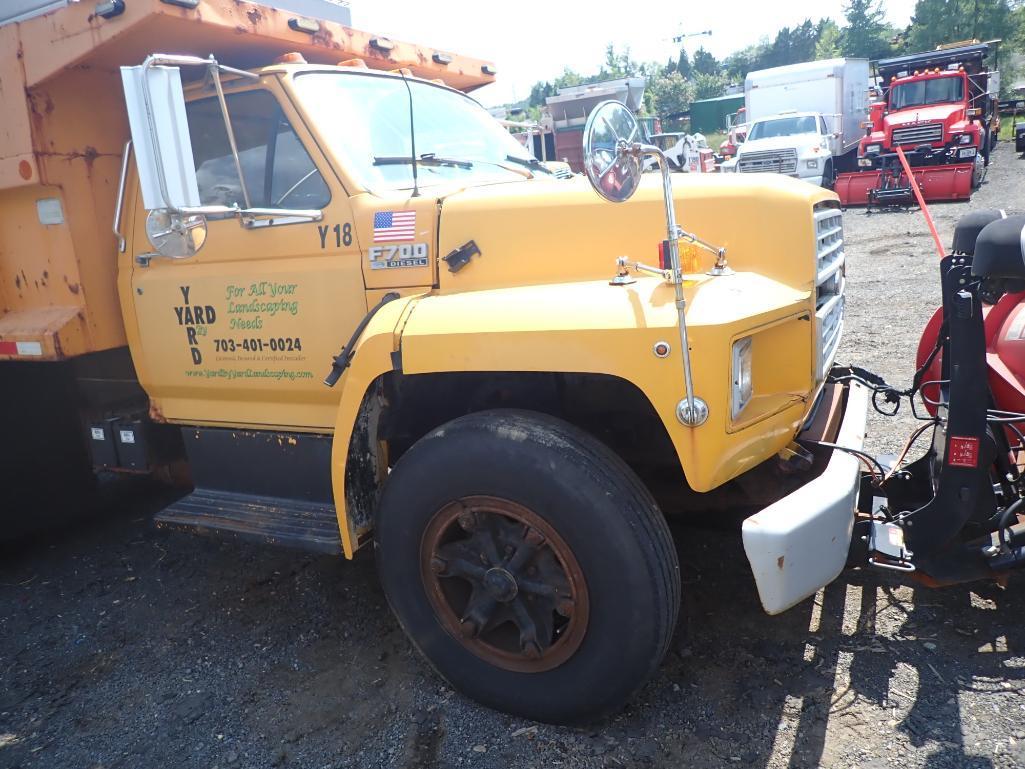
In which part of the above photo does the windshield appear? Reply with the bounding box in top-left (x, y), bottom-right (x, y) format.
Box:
top-left (292, 72), bottom-right (536, 192)
top-left (746, 115), bottom-right (819, 140)
top-left (889, 76), bottom-right (964, 110)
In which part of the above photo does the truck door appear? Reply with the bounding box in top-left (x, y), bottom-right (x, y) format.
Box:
top-left (126, 82), bottom-right (367, 431)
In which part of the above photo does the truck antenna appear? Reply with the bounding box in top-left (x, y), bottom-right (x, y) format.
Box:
top-left (402, 72), bottom-right (420, 197)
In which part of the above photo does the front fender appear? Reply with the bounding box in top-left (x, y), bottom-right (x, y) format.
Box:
top-left (330, 292), bottom-right (420, 557)
top-left (399, 275), bottom-right (816, 496)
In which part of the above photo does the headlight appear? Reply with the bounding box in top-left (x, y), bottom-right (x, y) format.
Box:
top-left (805, 159), bottom-right (819, 169)
top-left (958, 134), bottom-right (973, 145)
top-left (864, 143), bottom-right (882, 155)
top-left (731, 337), bottom-right (753, 420)
top-left (857, 157), bottom-right (873, 167)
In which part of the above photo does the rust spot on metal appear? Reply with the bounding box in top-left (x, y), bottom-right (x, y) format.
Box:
top-left (311, 27), bottom-right (340, 50)
top-left (777, 555), bottom-right (785, 570)
top-left (246, 7), bottom-right (262, 24)
top-left (234, 24), bottom-right (247, 34)
top-left (149, 401), bottom-right (167, 423)
top-left (18, 160), bottom-right (31, 180)
top-left (82, 146), bottom-right (99, 172)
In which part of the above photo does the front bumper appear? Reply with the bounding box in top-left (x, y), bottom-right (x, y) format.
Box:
top-left (741, 381), bottom-right (869, 615)
top-left (858, 144), bottom-right (976, 170)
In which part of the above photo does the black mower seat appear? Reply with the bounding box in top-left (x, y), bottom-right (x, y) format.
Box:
top-left (953, 209), bottom-right (1006, 255)
top-left (972, 215), bottom-right (1025, 279)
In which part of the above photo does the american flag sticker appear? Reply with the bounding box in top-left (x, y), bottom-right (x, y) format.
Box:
top-left (373, 210), bottom-right (416, 242)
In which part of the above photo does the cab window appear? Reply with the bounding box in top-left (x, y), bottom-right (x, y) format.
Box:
top-left (185, 89), bottom-right (331, 210)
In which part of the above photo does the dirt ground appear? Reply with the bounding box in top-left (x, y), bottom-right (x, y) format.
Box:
top-left (4, 145), bottom-right (1025, 769)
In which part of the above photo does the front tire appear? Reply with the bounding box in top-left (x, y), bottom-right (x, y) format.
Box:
top-left (821, 158), bottom-right (835, 189)
top-left (972, 153), bottom-right (985, 188)
top-left (375, 409), bottom-right (680, 724)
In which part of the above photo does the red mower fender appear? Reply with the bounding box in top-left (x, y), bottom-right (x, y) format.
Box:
top-left (916, 292), bottom-right (1025, 418)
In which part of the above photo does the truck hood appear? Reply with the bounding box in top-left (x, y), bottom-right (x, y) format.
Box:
top-left (884, 102), bottom-right (964, 128)
top-left (432, 172), bottom-right (834, 295)
top-left (738, 134), bottom-right (822, 154)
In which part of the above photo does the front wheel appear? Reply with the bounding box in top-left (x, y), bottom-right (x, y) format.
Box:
top-left (821, 158), bottom-right (835, 189)
top-left (375, 409), bottom-right (681, 724)
top-left (972, 154), bottom-right (985, 188)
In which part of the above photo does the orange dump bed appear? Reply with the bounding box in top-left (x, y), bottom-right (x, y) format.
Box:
top-left (0, 0), bottom-right (496, 360)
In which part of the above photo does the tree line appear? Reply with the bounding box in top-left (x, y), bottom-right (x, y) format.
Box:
top-left (521, 0), bottom-right (1023, 124)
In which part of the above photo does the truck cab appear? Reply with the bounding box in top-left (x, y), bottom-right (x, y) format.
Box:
top-left (858, 69), bottom-right (984, 169)
top-left (734, 111), bottom-right (834, 186)
top-left (852, 42), bottom-right (998, 189)
top-left (736, 58), bottom-right (869, 189)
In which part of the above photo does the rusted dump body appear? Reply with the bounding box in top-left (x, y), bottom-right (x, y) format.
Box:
top-left (0, 0), bottom-right (495, 361)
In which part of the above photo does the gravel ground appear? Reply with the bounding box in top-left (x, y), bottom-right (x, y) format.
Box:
top-left (4, 145), bottom-right (1025, 769)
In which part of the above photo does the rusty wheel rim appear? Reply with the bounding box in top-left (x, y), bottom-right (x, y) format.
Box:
top-left (420, 495), bottom-right (590, 673)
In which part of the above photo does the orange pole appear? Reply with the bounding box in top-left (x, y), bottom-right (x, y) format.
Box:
top-left (895, 146), bottom-right (946, 260)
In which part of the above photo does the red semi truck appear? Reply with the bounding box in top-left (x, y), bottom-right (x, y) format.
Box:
top-left (836, 41), bottom-right (1000, 207)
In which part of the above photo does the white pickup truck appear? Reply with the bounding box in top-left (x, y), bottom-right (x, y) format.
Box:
top-left (732, 111), bottom-right (835, 186)
top-left (728, 58), bottom-right (869, 187)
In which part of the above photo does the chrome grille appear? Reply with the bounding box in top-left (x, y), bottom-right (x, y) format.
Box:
top-left (813, 203), bottom-right (845, 380)
top-left (891, 122), bottom-right (943, 146)
top-left (738, 148), bottom-right (798, 174)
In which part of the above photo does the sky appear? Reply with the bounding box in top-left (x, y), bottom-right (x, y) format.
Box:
top-left (351, 0), bottom-right (918, 107)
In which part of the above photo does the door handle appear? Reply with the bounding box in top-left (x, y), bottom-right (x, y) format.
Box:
top-left (135, 252), bottom-right (194, 267)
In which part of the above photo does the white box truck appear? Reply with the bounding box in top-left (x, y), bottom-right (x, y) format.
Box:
top-left (731, 58), bottom-right (869, 187)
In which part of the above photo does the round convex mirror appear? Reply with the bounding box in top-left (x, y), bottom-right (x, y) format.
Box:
top-left (583, 100), bottom-right (643, 203)
top-left (145, 209), bottom-right (208, 258)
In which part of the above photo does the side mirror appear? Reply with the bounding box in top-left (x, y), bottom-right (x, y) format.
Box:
top-left (583, 101), bottom-right (643, 203)
top-left (121, 63), bottom-right (200, 211)
top-left (119, 54), bottom-right (322, 237)
top-left (145, 209), bottom-right (208, 260)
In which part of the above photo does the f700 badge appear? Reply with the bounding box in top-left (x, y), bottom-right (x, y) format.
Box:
top-left (368, 243), bottom-right (429, 270)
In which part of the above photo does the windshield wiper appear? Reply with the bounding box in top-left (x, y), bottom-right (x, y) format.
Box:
top-left (374, 154), bottom-right (474, 169)
top-left (374, 153), bottom-right (534, 180)
top-left (504, 154), bottom-right (554, 175)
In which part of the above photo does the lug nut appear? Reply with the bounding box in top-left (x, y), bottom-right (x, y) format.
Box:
top-left (458, 512), bottom-right (476, 531)
top-left (557, 598), bottom-right (574, 617)
top-left (525, 529), bottom-right (545, 547)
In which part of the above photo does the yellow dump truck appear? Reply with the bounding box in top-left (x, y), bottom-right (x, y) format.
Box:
top-left (0, 0), bottom-right (866, 723)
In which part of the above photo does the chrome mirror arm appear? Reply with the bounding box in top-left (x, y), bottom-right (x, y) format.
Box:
top-left (138, 53), bottom-right (259, 215)
top-left (620, 141), bottom-right (708, 427)
top-left (112, 140), bottom-right (133, 253)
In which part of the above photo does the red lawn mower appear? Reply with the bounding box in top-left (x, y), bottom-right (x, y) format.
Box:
top-left (841, 208), bottom-right (1025, 583)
